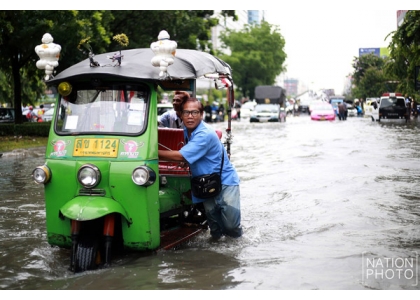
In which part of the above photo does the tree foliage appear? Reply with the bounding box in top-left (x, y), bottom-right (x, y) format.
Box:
top-left (0, 10), bottom-right (236, 123)
top-left (351, 53), bottom-right (393, 99)
top-left (109, 11), bottom-right (235, 53)
top-left (218, 21), bottom-right (287, 99)
top-left (0, 10), bottom-right (113, 123)
top-left (385, 10), bottom-right (420, 97)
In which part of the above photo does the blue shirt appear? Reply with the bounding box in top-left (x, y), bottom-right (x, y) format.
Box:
top-left (158, 110), bottom-right (184, 128)
top-left (180, 121), bottom-right (240, 203)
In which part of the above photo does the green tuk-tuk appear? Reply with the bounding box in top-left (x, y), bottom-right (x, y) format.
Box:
top-left (32, 31), bottom-right (235, 272)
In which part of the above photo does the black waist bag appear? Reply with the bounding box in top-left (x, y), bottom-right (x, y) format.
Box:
top-left (190, 145), bottom-right (224, 199)
top-left (191, 173), bottom-right (222, 199)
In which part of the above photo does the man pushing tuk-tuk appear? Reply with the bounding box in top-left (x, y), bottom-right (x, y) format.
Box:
top-left (158, 97), bottom-right (243, 240)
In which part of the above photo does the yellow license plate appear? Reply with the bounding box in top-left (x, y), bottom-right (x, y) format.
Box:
top-left (73, 138), bottom-right (119, 157)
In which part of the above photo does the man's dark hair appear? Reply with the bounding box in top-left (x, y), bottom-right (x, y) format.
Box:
top-left (174, 91), bottom-right (190, 102)
top-left (181, 97), bottom-right (204, 113)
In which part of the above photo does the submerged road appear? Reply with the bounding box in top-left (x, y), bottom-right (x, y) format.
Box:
top-left (1, 115), bottom-right (419, 289)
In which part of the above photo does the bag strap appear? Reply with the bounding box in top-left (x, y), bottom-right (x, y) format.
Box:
top-left (220, 144), bottom-right (224, 177)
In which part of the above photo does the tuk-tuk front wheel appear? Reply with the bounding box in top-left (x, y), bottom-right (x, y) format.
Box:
top-left (75, 238), bottom-right (99, 272)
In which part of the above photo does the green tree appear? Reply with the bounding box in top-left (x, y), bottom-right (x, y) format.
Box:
top-left (0, 10), bottom-right (113, 123)
top-left (385, 10), bottom-right (420, 97)
top-left (218, 21), bottom-right (287, 99)
top-left (351, 53), bottom-right (394, 99)
top-left (109, 10), bottom-right (236, 52)
top-left (0, 10), bottom-right (237, 123)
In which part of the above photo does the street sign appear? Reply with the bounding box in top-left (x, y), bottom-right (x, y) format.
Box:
top-left (359, 48), bottom-right (380, 57)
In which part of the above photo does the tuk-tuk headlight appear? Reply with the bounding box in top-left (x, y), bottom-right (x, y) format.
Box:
top-left (32, 165), bottom-right (51, 184)
top-left (132, 166), bottom-right (156, 186)
top-left (78, 164), bottom-right (101, 188)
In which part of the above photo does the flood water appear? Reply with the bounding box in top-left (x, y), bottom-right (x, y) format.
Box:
top-left (1, 115), bottom-right (420, 290)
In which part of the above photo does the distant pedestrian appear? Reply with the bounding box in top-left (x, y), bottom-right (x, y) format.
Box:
top-left (218, 103), bottom-right (225, 122)
top-left (338, 103), bottom-right (346, 121)
top-left (204, 101), bottom-right (212, 123)
top-left (412, 99), bottom-right (418, 118)
top-left (406, 98), bottom-right (412, 121)
top-left (342, 102), bottom-right (348, 120)
top-left (405, 94), bottom-right (411, 105)
top-left (359, 98), bottom-right (365, 115)
top-left (26, 106), bottom-right (37, 122)
top-left (38, 104), bottom-right (45, 117)
top-left (235, 101), bottom-right (241, 120)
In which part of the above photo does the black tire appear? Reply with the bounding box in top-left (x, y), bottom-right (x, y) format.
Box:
top-left (76, 238), bottom-right (99, 272)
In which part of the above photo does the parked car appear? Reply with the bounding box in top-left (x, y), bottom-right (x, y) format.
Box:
top-left (310, 103), bottom-right (336, 121)
top-left (346, 103), bottom-right (357, 117)
top-left (0, 107), bottom-right (15, 123)
top-left (250, 104), bottom-right (280, 122)
top-left (378, 92), bottom-right (407, 122)
top-left (157, 103), bottom-right (173, 116)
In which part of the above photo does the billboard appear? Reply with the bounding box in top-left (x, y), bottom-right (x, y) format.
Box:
top-left (359, 48), bottom-right (389, 58)
top-left (359, 48), bottom-right (380, 57)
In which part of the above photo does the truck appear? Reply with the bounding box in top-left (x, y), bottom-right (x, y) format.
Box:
top-left (253, 85), bottom-right (287, 122)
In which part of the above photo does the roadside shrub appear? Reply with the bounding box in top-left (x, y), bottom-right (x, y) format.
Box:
top-left (0, 123), bottom-right (51, 136)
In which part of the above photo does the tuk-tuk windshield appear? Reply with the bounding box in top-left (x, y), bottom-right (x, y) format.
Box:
top-left (56, 86), bottom-right (149, 135)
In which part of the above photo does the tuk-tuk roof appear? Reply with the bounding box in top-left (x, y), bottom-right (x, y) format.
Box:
top-left (48, 48), bottom-right (232, 84)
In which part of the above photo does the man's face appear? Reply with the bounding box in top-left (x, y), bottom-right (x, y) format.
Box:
top-left (172, 95), bottom-right (183, 112)
top-left (181, 101), bottom-right (202, 131)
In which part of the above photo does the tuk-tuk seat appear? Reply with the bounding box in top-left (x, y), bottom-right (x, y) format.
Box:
top-left (158, 128), bottom-right (189, 175)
